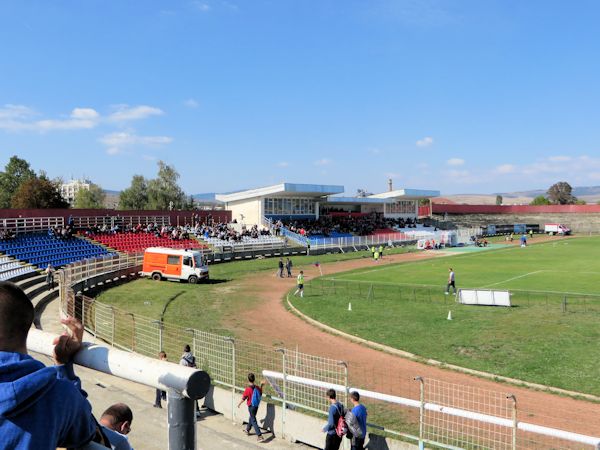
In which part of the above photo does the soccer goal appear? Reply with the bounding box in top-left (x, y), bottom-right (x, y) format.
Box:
top-left (457, 289), bottom-right (511, 307)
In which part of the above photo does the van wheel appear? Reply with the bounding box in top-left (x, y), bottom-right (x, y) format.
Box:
top-left (188, 275), bottom-right (198, 284)
top-left (152, 273), bottom-right (162, 281)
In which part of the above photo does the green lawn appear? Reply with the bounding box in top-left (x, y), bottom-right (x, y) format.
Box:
top-left (96, 246), bottom-right (415, 335)
top-left (290, 237), bottom-right (600, 396)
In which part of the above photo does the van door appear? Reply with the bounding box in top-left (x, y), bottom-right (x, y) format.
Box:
top-left (182, 255), bottom-right (195, 280)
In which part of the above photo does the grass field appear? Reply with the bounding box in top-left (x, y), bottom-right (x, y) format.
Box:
top-left (96, 246), bottom-right (414, 336)
top-left (289, 236), bottom-right (600, 396)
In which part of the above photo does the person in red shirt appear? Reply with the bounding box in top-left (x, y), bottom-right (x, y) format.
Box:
top-left (237, 373), bottom-right (265, 442)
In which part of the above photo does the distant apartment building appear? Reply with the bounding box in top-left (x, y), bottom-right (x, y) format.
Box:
top-left (61, 179), bottom-right (91, 205)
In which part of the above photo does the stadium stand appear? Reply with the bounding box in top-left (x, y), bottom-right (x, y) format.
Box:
top-left (87, 232), bottom-right (206, 253)
top-left (0, 233), bottom-right (112, 268)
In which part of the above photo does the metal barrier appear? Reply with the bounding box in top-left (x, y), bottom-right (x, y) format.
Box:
top-left (1, 216), bottom-right (64, 234)
top-left (27, 328), bottom-right (210, 450)
top-left (57, 254), bottom-right (600, 450)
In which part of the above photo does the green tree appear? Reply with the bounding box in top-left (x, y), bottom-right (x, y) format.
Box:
top-left (146, 161), bottom-right (185, 210)
top-left (0, 156), bottom-right (36, 208)
top-left (547, 181), bottom-right (577, 205)
top-left (74, 183), bottom-right (106, 208)
top-left (495, 195), bottom-right (503, 205)
top-left (119, 175), bottom-right (149, 210)
top-left (11, 177), bottom-right (69, 209)
top-left (575, 199), bottom-right (587, 205)
top-left (530, 195), bottom-right (551, 205)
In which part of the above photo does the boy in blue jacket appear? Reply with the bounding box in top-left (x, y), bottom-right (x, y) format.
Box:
top-left (322, 388), bottom-right (344, 450)
top-left (0, 282), bottom-right (96, 449)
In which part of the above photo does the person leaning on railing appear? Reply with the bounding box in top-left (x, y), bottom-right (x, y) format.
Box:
top-left (0, 282), bottom-right (97, 450)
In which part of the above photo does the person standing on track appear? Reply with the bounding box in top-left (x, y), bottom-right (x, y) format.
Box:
top-left (277, 258), bottom-right (284, 278)
top-left (285, 258), bottom-right (293, 278)
top-left (293, 271), bottom-right (305, 298)
top-left (445, 268), bottom-right (456, 295)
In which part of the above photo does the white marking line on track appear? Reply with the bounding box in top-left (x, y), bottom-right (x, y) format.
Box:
top-left (480, 270), bottom-right (544, 288)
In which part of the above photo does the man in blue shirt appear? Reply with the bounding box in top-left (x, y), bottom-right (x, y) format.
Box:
top-left (322, 388), bottom-right (344, 450)
top-left (0, 282), bottom-right (96, 450)
top-left (349, 391), bottom-right (368, 450)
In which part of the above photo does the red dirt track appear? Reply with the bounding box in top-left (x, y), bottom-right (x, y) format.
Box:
top-left (234, 247), bottom-right (600, 436)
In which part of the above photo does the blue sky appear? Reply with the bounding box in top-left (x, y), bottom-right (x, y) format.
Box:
top-left (1, 0), bottom-right (600, 196)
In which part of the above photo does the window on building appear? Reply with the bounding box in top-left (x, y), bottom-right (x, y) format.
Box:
top-left (387, 200), bottom-right (416, 214)
top-left (264, 197), bottom-right (316, 215)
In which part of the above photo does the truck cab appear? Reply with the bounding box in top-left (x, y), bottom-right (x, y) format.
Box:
top-left (142, 247), bottom-right (209, 284)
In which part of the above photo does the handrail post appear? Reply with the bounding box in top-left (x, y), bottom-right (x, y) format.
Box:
top-left (224, 337), bottom-right (236, 422)
top-left (508, 394), bottom-right (518, 450)
top-left (276, 348), bottom-right (287, 439)
top-left (415, 376), bottom-right (425, 450)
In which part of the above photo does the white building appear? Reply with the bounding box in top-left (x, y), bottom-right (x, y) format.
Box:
top-left (60, 179), bottom-right (91, 205)
top-left (216, 182), bottom-right (439, 226)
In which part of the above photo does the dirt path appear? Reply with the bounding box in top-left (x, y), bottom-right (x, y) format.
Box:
top-left (231, 247), bottom-right (600, 436)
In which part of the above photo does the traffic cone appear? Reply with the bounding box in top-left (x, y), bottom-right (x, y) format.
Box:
top-left (447, 310), bottom-right (452, 320)
top-left (348, 302), bottom-right (352, 311)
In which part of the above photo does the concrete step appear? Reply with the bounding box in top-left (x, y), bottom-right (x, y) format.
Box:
top-left (24, 280), bottom-right (51, 300)
top-left (17, 273), bottom-right (46, 290)
top-left (32, 289), bottom-right (59, 330)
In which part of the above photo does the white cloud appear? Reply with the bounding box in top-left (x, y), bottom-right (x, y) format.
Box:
top-left (495, 164), bottom-right (516, 174)
top-left (447, 158), bottom-right (465, 166)
top-left (0, 105), bottom-right (99, 132)
top-left (100, 131), bottom-right (173, 155)
top-left (108, 105), bottom-right (164, 122)
top-left (416, 136), bottom-right (434, 147)
top-left (314, 158), bottom-right (332, 166)
top-left (277, 162), bottom-right (289, 168)
top-left (184, 98), bottom-right (199, 108)
top-left (192, 1), bottom-right (211, 11)
top-left (548, 155), bottom-right (572, 162)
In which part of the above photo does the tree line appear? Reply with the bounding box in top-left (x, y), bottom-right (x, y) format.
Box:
top-left (0, 156), bottom-right (195, 210)
top-left (530, 181), bottom-right (591, 205)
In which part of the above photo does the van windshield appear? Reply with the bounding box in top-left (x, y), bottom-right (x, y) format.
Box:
top-left (193, 255), bottom-right (203, 267)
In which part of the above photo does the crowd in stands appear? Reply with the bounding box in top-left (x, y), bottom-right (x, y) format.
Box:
top-left (195, 222), bottom-right (271, 242)
top-left (48, 225), bottom-right (75, 239)
top-left (278, 214), bottom-right (422, 237)
top-left (82, 222), bottom-right (192, 241)
top-left (0, 228), bottom-right (15, 240)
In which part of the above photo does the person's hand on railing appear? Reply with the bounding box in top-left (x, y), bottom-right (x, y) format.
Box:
top-left (53, 316), bottom-right (84, 365)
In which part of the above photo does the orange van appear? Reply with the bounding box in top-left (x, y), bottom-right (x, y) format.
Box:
top-left (141, 247), bottom-right (209, 284)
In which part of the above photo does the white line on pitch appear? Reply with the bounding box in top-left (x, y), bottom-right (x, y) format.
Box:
top-left (481, 270), bottom-right (544, 288)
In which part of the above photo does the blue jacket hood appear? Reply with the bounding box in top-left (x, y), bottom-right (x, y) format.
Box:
top-left (0, 352), bottom-right (57, 417)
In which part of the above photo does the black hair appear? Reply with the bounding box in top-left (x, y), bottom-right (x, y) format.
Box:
top-left (184, 344), bottom-right (191, 352)
top-left (248, 372), bottom-right (255, 383)
top-left (0, 282), bottom-right (34, 350)
top-left (350, 391), bottom-right (360, 402)
top-left (327, 388), bottom-right (336, 399)
top-left (101, 403), bottom-right (133, 426)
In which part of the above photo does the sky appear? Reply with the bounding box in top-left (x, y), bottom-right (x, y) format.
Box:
top-left (1, 0), bottom-right (600, 196)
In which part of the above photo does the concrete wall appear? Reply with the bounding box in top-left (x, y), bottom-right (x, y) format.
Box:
top-left (203, 384), bottom-right (418, 450)
top-left (227, 199), bottom-right (262, 225)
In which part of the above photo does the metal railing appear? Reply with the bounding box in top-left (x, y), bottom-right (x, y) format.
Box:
top-left (56, 254), bottom-right (600, 450)
top-left (27, 328), bottom-right (210, 450)
top-left (1, 216), bottom-right (64, 234)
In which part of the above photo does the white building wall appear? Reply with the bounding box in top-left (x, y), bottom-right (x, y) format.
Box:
top-left (226, 198), bottom-right (262, 225)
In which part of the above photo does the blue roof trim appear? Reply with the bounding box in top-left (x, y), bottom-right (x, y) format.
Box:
top-left (282, 183), bottom-right (344, 194)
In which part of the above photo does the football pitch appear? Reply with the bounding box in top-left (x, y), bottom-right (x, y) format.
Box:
top-left (290, 236), bottom-right (600, 396)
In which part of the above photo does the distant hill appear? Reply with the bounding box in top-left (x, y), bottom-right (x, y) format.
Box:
top-left (438, 185), bottom-right (600, 205)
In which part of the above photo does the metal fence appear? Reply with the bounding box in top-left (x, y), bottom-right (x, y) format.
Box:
top-left (57, 255), bottom-right (600, 450)
top-left (1, 216), bottom-right (64, 234)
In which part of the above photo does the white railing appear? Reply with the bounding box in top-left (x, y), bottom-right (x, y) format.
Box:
top-left (0, 216), bottom-right (64, 234)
